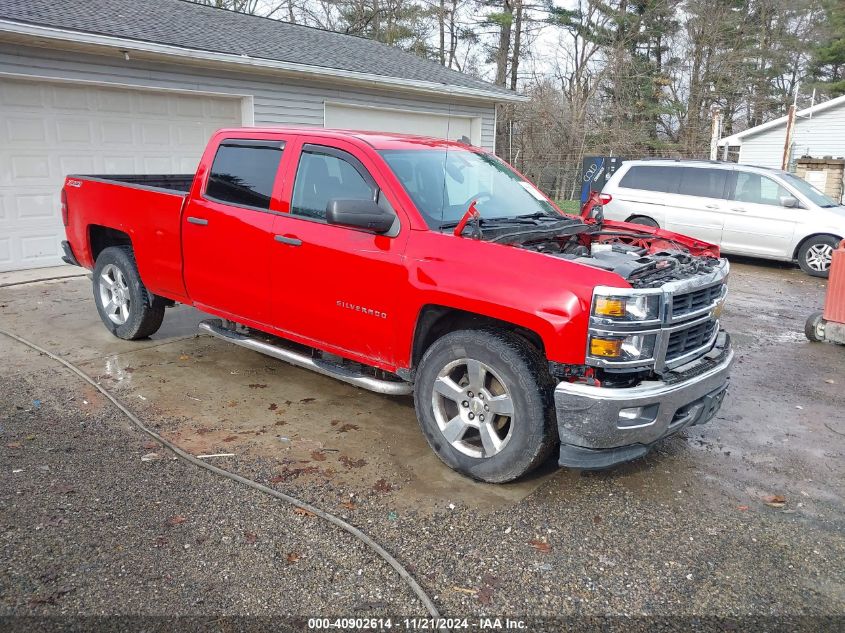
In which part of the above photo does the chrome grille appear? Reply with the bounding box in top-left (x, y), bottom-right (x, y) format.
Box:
top-left (671, 283), bottom-right (724, 321)
top-left (666, 319), bottom-right (718, 363)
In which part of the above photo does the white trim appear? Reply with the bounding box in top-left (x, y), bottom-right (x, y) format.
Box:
top-left (718, 93), bottom-right (845, 146)
top-left (0, 18), bottom-right (526, 104)
top-left (0, 70), bottom-right (254, 125)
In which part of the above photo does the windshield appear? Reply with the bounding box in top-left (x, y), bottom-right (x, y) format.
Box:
top-left (781, 172), bottom-right (841, 208)
top-left (379, 149), bottom-right (561, 228)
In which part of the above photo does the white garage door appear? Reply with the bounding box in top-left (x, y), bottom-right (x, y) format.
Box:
top-left (0, 77), bottom-right (244, 272)
top-left (325, 102), bottom-right (480, 146)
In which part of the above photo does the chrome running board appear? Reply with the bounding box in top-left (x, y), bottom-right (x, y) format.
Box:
top-left (198, 319), bottom-right (412, 396)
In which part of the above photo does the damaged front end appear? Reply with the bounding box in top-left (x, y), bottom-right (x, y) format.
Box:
top-left (466, 201), bottom-right (733, 469)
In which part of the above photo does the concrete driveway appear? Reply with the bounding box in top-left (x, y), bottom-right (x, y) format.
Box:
top-left (1, 259), bottom-right (843, 624)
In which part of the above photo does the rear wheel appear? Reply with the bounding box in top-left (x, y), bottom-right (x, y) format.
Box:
top-left (797, 235), bottom-right (839, 278)
top-left (627, 215), bottom-right (659, 228)
top-left (413, 329), bottom-right (556, 483)
top-left (93, 246), bottom-right (165, 340)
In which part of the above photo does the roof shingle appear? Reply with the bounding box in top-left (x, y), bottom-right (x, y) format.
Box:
top-left (0, 0), bottom-right (518, 99)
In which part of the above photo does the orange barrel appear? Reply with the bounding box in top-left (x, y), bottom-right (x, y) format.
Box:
top-left (823, 240), bottom-right (845, 324)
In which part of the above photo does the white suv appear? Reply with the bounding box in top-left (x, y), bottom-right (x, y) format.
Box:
top-left (601, 160), bottom-right (845, 277)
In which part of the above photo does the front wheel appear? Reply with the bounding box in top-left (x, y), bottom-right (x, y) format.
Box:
top-left (93, 246), bottom-right (165, 340)
top-left (414, 330), bottom-right (556, 483)
top-left (797, 235), bottom-right (839, 278)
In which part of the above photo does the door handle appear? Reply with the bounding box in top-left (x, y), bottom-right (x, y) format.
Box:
top-left (187, 216), bottom-right (208, 225)
top-left (274, 235), bottom-right (302, 246)
top-left (704, 204), bottom-right (719, 209)
top-left (730, 207), bottom-right (747, 213)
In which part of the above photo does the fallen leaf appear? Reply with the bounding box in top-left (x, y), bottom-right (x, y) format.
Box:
top-left (244, 531), bottom-right (257, 544)
top-left (286, 552), bottom-right (301, 564)
top-left (763, 495), bottom-right (786, 508)
top-left (293, 507), bottom-right (315, 518)
top-left (196, 427), bottom-right (212, 435)
top-left (248, 384), bottom-right (267, 389)
top-left (310, 450), bottom-right (327, 461)
top-left (373, 478), bottom-right (392, 493)
top-left (26, 434), bottom-right (36, 441)
top-left (178, 355), bottom-right (190, 361)
top-left (222, 435), bottom-right (239, 442)
top-left (738, 505), bottom-right (749, 512)
top-left (592, 515), bottom-right (602, 524)
top-left (300, 397), bottom-right (316, 403)
top-left (529, 539), bottom-right (551, 553)
top-left (168, 515), bottom-right (187, 526)
top-left (339, 455), bottom-right (367, 469)
top-left (154, 535), bottom-right (168, 548)
top-left (6, 442), bottom-right (22, 449)
top-left (141, 452), bottom-right (161, 462)
top-left (336, 423), bottom-right (360, 433)
top-left (452, 586), bottom-right (478, 595)
top-left (477, 585), bottom-right (494, 605)
top-left (268, 403), bottom-right (278, 411)
top-left (341, 501), bottom-right (357, 511)
top-left (142, 440), bottom-right (159, 450)
top-left (225, 400), bottom-right (238, 407)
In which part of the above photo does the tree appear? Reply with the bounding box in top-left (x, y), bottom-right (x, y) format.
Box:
top-left (811, 0), bottom-right (845, 95)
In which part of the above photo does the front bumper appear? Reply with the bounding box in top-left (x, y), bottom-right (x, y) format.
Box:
top-left (555, 333), bottom-right (733, 469)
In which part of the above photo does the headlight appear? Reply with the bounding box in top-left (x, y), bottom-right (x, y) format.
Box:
top-left (589, 333), bottom-right (657, 362)
top-left (593, 293), bottom-right (660, 322)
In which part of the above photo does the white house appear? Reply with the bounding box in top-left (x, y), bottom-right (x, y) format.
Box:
top-left (717, 94), bottom-right (845, 169)
top-left (0, 0), bottom-right (524, 272)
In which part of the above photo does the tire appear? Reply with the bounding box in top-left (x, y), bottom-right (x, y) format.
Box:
top-left (797, 235), bottom-right (839, 278)
top-left (804, 311), bottom-right (826, 343)
top-left (93, 246), bottom-right (165, 340)
top-left (627, 215), bottom-right (659, 228)
top-left (413, 329), bottom-right (557, 483)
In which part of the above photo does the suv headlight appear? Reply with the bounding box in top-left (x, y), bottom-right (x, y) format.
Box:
top-left (593, 293), bottom-right (660, 322)
top-left (589, 333), bottom-right (657, 362)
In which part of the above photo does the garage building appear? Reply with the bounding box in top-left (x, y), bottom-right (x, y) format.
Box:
top-left (0, 0), bottom-right (523, 272)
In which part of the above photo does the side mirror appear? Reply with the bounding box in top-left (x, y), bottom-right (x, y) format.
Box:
top-left (780, 195), bottom-right (799, 208)
top-left (326, 198), bottom-right (395, 234)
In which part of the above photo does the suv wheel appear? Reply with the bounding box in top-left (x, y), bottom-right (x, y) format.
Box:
top-left (414, 329), bottom-right (556, 483)
top-left (627, 215), bottom-right (659, 228)
top-left (797, 235), bottom-right (839, 278)
top-left (93, 246), bottom-right (166, 340)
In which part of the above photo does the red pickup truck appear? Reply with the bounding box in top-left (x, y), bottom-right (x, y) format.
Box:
top-left (61, 128), bottom-right (733, 482)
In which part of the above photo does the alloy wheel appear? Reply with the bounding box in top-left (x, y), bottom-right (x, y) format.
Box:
top-left (430, 358), bottom-right (514, 458)
top-left (98, 263), bottom-right (131, 325)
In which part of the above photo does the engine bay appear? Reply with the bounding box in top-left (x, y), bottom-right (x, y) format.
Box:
top-left (474, 218), bottom-right (722, 288)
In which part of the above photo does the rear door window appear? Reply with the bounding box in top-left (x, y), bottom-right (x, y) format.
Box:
top-left (677, 167), bottom-right (728, 199)
top-left (618, 166), bottom-right (681, 193)
top-left (205, 139), bottom-right (285, 210)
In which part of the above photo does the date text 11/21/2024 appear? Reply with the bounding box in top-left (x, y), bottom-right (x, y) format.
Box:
top-left (307, 617), bottom-right (528, 629)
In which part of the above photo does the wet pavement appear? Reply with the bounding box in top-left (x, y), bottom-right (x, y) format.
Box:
top-left (1, 257), bottom-right (843, 624)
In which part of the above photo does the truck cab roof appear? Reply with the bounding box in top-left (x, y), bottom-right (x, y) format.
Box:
top-left (212, 127), bottom-right (480, 151)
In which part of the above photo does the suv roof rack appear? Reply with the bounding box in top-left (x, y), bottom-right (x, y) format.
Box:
top-left (638, 158), bottom-right (726, 164)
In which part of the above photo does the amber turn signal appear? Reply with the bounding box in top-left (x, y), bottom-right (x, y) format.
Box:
top-left (589, 337), bottom-right (623, 358)
top-left (594, 297), bottom-right (626, 318)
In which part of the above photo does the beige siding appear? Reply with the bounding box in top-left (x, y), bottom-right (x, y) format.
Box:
top-left (0, 42), bottom-right (497, 151)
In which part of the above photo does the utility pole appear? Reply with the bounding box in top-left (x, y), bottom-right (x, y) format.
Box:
top-left (709, 104), bottom-right (723, 161)
top-left (782, 104), bottom-right (796, 171)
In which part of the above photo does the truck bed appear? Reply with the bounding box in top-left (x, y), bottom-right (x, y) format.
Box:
top-left (63, 173), bottom-right (192, 301)
top-left (72, 174), bottom-right (194, 194)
